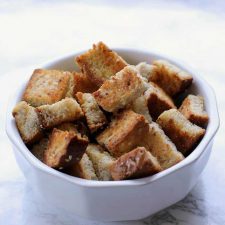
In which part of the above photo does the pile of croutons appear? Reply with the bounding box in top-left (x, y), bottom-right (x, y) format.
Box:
top-left (12, 42), bottom-right (209, 181)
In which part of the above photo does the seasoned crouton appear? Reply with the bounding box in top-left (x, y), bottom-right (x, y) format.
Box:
top-left (86, 144), bottom-right (115, 181)
top-left (97, 110), bottom-right (149, 157)
top-left (76, 42), bottom-right (127, 86)
top-left (130, 95), bottom-right (152, 122)
top-left (150, 60), bottom-right (193, 96)
top-left (65, 72), bottom-right (75, 98)
top-left (136, 62), bottom-right (157, 81)
top-left (23, 69), bottom-right (71, 107)
top-left (70, 153), bottom-right (98, 180)
top-left (110, 147), bottom-right (162, 180)
top-left (93, 66), bottom-right (146, 112)
top-left (179, 95), bottom-right (209, 127)
top-left (37, 98), bottom-right (83, 129)
top-left (44, 128), bottom-right (88, 169)
top-left (145, 82), bottom-right (176, 120)
top-left (157, 109), bottom-right (205, 155)
top-left (76, 92), bottom-right (107, 133)
top-left (73, 72), bottom-right (98, 94)
top-left (143, 122), bottom-right (184, 169)
top-left (31, 137), bottom-right (49, 162)
top-left (12, 101), bottom-right (42, 144)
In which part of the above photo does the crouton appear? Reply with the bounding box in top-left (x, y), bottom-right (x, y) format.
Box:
top-left (44, 128), bottom-right (88, 169)
top-left (93, 66), bottom-right (147, 112)
top-left (179, 95), bottom-right (209, 127)
top-left (76, 92), bottom-right (107, 133)
top-left (96, 110), bottom-right (149, 157)
top-left (12, 101), bottom-right (42, 144)
top-left (110, 147), bottom-right (162, 180)
top-left (130, 95), bottom-right (152, 122)
top-left (150, 60), bottom-right (193, 96)
top-left (37, 98), bottom-right (83, 129)
top-left (73, 72), bottom-right (98, 94)
top-left (143, 122), bottom-right (184, 169)
top-left (56, 122), bottom-right (78, 133)
top-left (76, 42), bottom-right (127, 86)
top-left (65, 72), bottom-right (75, 98)
top-left (70, 153), bottom-right (98, 180)
top-left (145, 82), bottom-right (176, 120)
top-left (23, 69), bottom-right (71, 107)
top-left (136, 62), bottom-right (157, 81)
top-left (31, 137), bottom-right (49, 162)
top-left (86, 144), bottom-right (115, 181)
top-left (157, 109), bottom-right (205, 155)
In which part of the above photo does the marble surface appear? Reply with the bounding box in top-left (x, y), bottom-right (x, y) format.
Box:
top-left (0, 1), bottom-right (225, 224)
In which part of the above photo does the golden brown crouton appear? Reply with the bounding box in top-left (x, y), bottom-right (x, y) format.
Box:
top-left (76, 42), bottom-right (127, 86)
top-left (93, 66), bottom-right (147, 112)
top-left (179, 95), bottom-right (209, 127)
top-left (136, 62), bottom-right (157, 81)
top-left (44, 128), bottom-right (88, 169)
top-left (37, 98), bottom-right (83, 129)
top-left (56, 122), bottom-right (78, 133)
top-left (31, 137), bottom-right (49, 162)
top-left (70, 153), bottom-right (98, 180)
top-left (65, 72), bottom-right (75, 98)
top-left (86, 144), bottom-right (115, 181)
top-left (130, 95), bottom-right (152, 122)
top-left (73, 72), bottom-right (98, 94)
top-left (145, 82), bottom-right (176, 120)
top-left (23, 69), bottom-right (71, 107)
top-left (157, 109), bottom-right (205, 155)
top-left (110, 147), bottom-right (162, 180)
top-left (96, 110), bottom-right (149, 157)
top-left (150, 60), bottom-right (193, 96)
top-left (12, 101), bottom-right (42, 144)
top-left (76, 92), bottom-right (107, 133)
top-left (143, 122), bottom-right (184, 169)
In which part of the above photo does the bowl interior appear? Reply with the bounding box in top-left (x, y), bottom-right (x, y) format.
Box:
top-left (6, 48), bottom-right (219, 187)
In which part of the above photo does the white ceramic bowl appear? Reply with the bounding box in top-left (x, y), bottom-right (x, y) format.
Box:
top-left (6, 49), bottom-right (219, 221)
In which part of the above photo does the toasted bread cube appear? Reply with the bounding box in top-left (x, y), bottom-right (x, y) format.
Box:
top-left (65, 72), bottom-right (75, 98)
top-left (93, 66), bottom-right (146, 112)
top-left (76, 92), bottom-right (107, 133)
top-left (37, 98), bottom-right (83, 129)
top-left (130, 95), bottom-right (152, 122)
top-left (179, 95), bottom-right (209, 127)
top-left (110, 147), bottom-right (161, 180)
top-left (143, 122), bottom-right (184, 169)
top-left (73, 72), bottom-right (98, 94)
top-left (86, 144), bottom-right (115, 181)
top-left (44, 128), bottom-right (88, 169)
top-left (136, 62), bottom-right (157, 81)
top-left (56, 122), bottom-right (78, 133)
top-left (150, 60), bottom-right (193, 96)
top-left (157, 109), bottom-right (205, 155)
top-left (12, 101), bottom-right (42, 144)
top-left (23, 69), bottom-right (71, 107)
top-left (97, 110), bottom-right (149, 157)
top-left (76, 42), bottom-right (127, 86)
top-left (70, 153), bottom-right (98, 180)
top-left (145, 82), bottom-right (176, 120)
top-left (31, 137), bottom-right (49, 162)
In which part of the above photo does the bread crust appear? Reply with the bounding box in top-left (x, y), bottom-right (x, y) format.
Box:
top-left (12, 101), bottom-right (43, 144)
top-left (150, 60), bottom-right (193, 96)
top-left (76, 92), bottom-right (107, 133)
top-left (156, 109), bottom-right (205, 155)
top-left (179, 95), bottom-right (209, 127)
top-left (76, 42), bottom-right (127, 86)
top-left (23, 69), bottom-right (71, 107)
top-left (37, 98), bottom-right (83, 129)
top-left (110, 147), bottom-right (162, 180)
top-left (96, 110), bottom-right (149, 157)
top-left (93, 66), bottom-right (146, 112)
top-left (145, 82), bottom-right (176, 120)
top-left (44, 128), bottom-right (88, 169)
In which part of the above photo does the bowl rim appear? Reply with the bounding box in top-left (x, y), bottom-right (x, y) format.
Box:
top-left (5, 48), bottom-right (220, 187)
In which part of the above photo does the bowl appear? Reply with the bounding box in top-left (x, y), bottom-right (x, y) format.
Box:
top-left (6, 49), bottom-right (219, 221)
